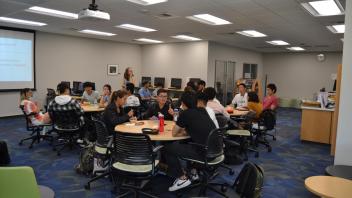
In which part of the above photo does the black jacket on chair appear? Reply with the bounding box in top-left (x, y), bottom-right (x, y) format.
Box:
top-left (103, 103), bottom-right (130, 134)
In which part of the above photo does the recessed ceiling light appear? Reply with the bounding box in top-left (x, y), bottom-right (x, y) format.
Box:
top-left (26, 6), bottom-right (78, 19)
top-left (236, 30), bottom-right (267, 37)
top-left (117, 24), bottom-right (156, 32)
top-left (0, 17), bottom-right (47, 26)
top-left (287, 47), bottom-right (305, 51)
top-left (327, 24), bottom-right (345, 33)
top-left (172, 35), bottom-right (202, 41)
top-left (126, 0), bottom-right (168, 6)
top-left (266, 40), bottom-right (290, 45)
top-left (78, 29), bottom-right (116, 36)
top-left (135, 38), bottom-right (163, 43)
top-left (301, 0), bottom-right (344, 17)
top-left (187, 14), bottom-right (232, 25)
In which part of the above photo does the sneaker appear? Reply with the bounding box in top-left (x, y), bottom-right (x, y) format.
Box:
top-left (76, 139), bottom-right (84, 144)
top-left (168, 178), bottom-right (191, 192)
top-left (190, 172), bottom-right (199, 182)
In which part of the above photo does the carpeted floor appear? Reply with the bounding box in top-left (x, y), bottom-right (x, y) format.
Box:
top-left (0, 108), bottom-right (332, 198)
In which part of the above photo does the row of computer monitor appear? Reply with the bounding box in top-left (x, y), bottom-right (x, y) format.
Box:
top-left (59, 81), bottom-right (95, 94)
top-left (141, 77), bottom-right (201, 89)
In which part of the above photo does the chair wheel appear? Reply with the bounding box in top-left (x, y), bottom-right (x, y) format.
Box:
top-left (19, 142), bottom-right (23, 146)
top-left (255, 152), bottom-right (259, 158)
top-left (267, 147), bottom-right (272, 152)
top-left (84, 184), bottom-right (90, 190)
top-left (221, 185), bottom-right (227, 192)
top-left (229, 170), bottom-right (235, 175)
top-left (57, 152), bottom-right (61, 156)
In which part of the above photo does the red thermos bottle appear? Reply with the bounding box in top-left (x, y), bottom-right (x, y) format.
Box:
top-left (158, 113), bottom-right (164, 132)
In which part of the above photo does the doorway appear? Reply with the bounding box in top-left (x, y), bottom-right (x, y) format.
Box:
top-left (214, 60), bottom-right (236, 105)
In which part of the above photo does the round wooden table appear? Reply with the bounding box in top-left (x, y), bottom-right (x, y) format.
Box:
top-left (81, 105), bottom-right (105, 112)
top-left (305, 176), bottom-right (352, 198)
top-left (115, 120), bottom-right (190, 141)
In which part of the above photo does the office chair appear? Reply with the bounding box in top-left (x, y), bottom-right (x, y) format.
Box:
top-left (111, 132), bottom-right (162, 198)
top-left (19, 105), bottom-right (53, 149)
top-left (251, 109), bottom-right (277, 152)
top-left (50, 109), bottom-right (82, 156)
top-left (180, 128), bottom-right (229, 197)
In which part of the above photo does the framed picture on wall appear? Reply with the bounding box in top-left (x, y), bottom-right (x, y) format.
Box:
top-left (107, 64), bottom-right (118, 76)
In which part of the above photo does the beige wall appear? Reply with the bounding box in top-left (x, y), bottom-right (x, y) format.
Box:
top-left (207, 42), bottom-right (264, 87)
top-left (141, 41), bottom-right (209, 88)
top-left (0, 32), bottom-right (142, 117)
top-left (263, 52), bottom-right (342, 100)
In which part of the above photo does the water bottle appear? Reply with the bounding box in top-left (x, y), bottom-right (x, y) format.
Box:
top-left (158, 113), bottom-right (164, 133)
top-left (173, 108), bottom-right (179, 122)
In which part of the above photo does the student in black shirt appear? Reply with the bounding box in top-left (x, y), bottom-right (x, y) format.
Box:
top-left (103, 90), bottom-right (134, 134)
top-left (144, 89), bottom-right (174, 120)
top-left (164, 91), bottom-right (216, 192)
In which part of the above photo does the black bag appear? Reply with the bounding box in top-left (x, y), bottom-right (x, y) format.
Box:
top-left (259, 110), bottom-right (276, 130)
top-left (233, 162), bottom-right (264, 198)
top-left (74, 145), bottom-right (94, 176)
top-left (224, 140), bottom-right (243, 165)
top-left (0, 140), bottom-right (11, 165)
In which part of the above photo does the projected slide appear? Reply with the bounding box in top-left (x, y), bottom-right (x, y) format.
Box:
top-left (0, 28), bottom-right (35, 91)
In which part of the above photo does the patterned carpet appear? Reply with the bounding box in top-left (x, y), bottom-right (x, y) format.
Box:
top-left (0, 108), bottom-right (332, 198)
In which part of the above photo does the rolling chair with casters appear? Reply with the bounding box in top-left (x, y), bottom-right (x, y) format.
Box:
top-left (251, 109), bottom-right (277, 152)
top-left (85, 119), bottom-right (113, 190)
top-left (180, 128), bottom-right (230, 198)
top-left (50, 110), bottom-right (82, 156)
top-left (19, 105), bottom-right (53, 149)
top-left (111, 132), bottom-right (162, 198)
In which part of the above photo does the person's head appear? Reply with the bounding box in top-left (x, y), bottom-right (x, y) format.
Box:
top-left (248, 91), bottom-right (259, 103)
top-left (157, 89), bottom-right (168, 106)
top-left (238, 83), bottom-right (246, 95)
top-left (266, 83), bottom-right (277, 96)
top-left (124, 67), bottom-right (133, 80)
top-left (204, 87), bottom-right (216, 100)
top-left (142, 80), bottom-right (150, 88)
top-left (103, 84), bottom-right (111, 96)
top-left (57, 82), bottom-right (70, 95)
top-left (196, 91), bottom-right (208, 108)
top-left (20, 88), bottom-right (32, 101)
top-left (126, 83), bottom-right (135, 95)
top-left (110, 90), bottom-right (128, 107)
top-left (180, 91), bottom-right (197, 110)
top-left (83, 82), bottom-right (93, 94)
top-left (184, 86), bottom-right (194, 93)
top-left (186, 81), bottom-right (196, 91)
top-left (197, 80), bottom-right (206, 92)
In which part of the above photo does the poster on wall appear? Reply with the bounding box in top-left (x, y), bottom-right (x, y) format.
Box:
top-left (107, 64), bottom-right (118, 76)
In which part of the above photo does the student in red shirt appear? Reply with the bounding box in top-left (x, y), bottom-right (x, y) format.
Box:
top-left (263, 83), bottom-right (278, 110)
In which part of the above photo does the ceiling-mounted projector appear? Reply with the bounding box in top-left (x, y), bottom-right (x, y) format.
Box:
top-left (78, 0), bottom-right (110, 21)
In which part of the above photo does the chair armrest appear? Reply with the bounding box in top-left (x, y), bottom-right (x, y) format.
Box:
top-left (152, 145), bottom-right (164, 153)
top-left (224, 138), bottom-right (240, 147)
top-left (107, 136), bottom-right (114, 148)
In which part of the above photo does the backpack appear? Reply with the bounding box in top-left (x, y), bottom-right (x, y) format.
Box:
top-left (259, 110), bottom-right (276, 130)
top-left (0, 140), bottom-right (10, 165)
top-left (74, 145), bottom-right (94, 176)
top-left (233, 162), bottom-right (264, 198)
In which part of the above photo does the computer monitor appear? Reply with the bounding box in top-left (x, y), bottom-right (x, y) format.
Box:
top-left (141, 76), bottom-right (151, 84)
top-left (154, 77), bottom-right (165, 88)
top-left (72, 81), bottom-right (81, 90)
top-left (91, 82), bottom-right (96, 90)
top-left (170, 78), bottom-right (182, 89)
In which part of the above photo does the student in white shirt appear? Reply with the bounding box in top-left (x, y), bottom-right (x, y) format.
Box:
top-left (232, 83), bottom-right (248, 108)
top-left (125, 83), bottom-right (140, 107)
top-left (196, 92), bottom-right (219, 128)
top-left (81, 82), bottom-right (100, 104)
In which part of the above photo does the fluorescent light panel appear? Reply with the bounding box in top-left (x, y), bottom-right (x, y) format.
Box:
top-left (327, 24), bottom-right (345, 33)
top-left (187, 14), bottom-right (232, 25)
top-left (117, 24), bottom-right (156, 32)
top-left (301, 0), bottom-right (344, 16)
top-left (287, 47), bottom-right (305, 51)
top-left (126, 0), bottom-right (168, 6)
top-left (172, 35), bottom-right (201, 41)
top-left (26, 6), bottom-right (78, 19)
top-left (0, 17), bottom-right (46, 26)
top-left (78, 29), bottom-right (116, 36)
top-left (135, 38), bottom-right (163, 43)
top-left (237, 30), bottom-right (267, 37)
top-left (266, 40), bottom-right (290, 45)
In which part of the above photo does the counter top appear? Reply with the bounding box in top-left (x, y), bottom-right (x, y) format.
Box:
top-left (301, 106), bottom-right (334, 112)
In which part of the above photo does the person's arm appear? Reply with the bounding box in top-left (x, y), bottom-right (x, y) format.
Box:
top-left (73, 100), bottom-right (85, 125)
top-left (172, 124), bottom-right (187, 137)
top-left (99, 95), bottom-right (105, 107)
top-left (105, 108), bottom-right (131, 126)
top-left (135, 96), bottom-right (140, 106)
top-left (270, 96), bottom-right (279, 110)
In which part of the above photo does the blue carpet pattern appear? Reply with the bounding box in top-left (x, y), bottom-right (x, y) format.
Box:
top-left (0, 108), bottom-right (332, 198)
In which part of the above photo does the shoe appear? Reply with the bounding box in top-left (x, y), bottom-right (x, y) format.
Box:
top-left (76, 139), bottom-right (84, 144)
top-left (190, 172), bottom-right (199, 182)
top-left (168, 178), bottom-right (191, 191)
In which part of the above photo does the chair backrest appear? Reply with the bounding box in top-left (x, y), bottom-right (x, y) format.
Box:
top-left (92, 119), bottom-right (110, 147)
top-left (0, 166), bottom-right (40, 198)
top-left (50, 109), bottom-right (81, 130)
top-left (113, 132), bottom-right (154, 166)
top-left (19, 105), bottom-right (34, 130)
top-left (215, 113), bottom-right (228, 128)
top-left (259, 109), bottom-right (276, 130)
top-left (206, 127), bottom-right (225, 159)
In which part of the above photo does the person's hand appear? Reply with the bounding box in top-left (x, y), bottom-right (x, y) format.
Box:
top-left (168, 105), bottom-right (174, 115)
top-left (128, 109), bottom-right (134, 117)
top-left (150, 116), bottom-right (158, 120)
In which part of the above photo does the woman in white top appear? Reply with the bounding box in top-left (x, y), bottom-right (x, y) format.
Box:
top-left (231, 83), bottom-right (248, 108)
top-left (123, 67), bottom-right (135, 88)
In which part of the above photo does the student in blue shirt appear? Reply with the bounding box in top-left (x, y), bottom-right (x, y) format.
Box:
top-left (99, 84), bottom-right (111, 107)
top-left (138, 81), bottom-right (152, 101)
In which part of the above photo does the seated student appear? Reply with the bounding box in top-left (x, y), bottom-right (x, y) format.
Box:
top-left (263, 83), bottom-right (278, 110)
top-left (186, 81), bottom-right (197, 92)
top-left (231, 83), bottom-right (248, 109)
top-left (196, 92), bottom-right (219, 128)
top-left (125, 83), bottom-right (140, 107)
top-left (247, 91), bottom-right (263, 120)
top-left (144, 89), bottom-right (174, 120)
top-left (138, 81), bottom-right (152, 101)
top-left (204, 87), bottom-right (230, 119)
top-left (152, 82), bottom-right (163, 97)
top-left (197, 80), bottom-right (206, 92)
top-left (164, 91), bottom-right (217, 191)
top-left (81, 82), bottom-right (100, 104)
top-left (20, 88), bottom-right (51, 125)
top-left (103, 90), bottom-right (134, 134)
top-left (99, 84), bottom-right (111, 108)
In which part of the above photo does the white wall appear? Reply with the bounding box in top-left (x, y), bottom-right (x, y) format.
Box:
top-left (263, 53), bottom-right (342, 100)
top-left (141, 41), bottom-right (209, 88)
top-left (0, 32), bottom-right (142, 117)
top-left (335, 0), bottom-right (352, 165)
top-left (207, 42), bottom-right (264, 87)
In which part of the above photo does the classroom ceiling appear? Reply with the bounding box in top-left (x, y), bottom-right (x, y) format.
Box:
top-left (0, 0), bottom-right (345, 53)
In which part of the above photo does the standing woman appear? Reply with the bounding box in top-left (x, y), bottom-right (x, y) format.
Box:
top-left (263, 83), bottom-right (278, 110)
top-left (123, 67), bottom-right (135, 88)
top-left (99, 84), bottom-right (112, 108)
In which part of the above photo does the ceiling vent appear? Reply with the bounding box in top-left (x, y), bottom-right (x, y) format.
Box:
top-left (155, 12), bottom-right (178, 19)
